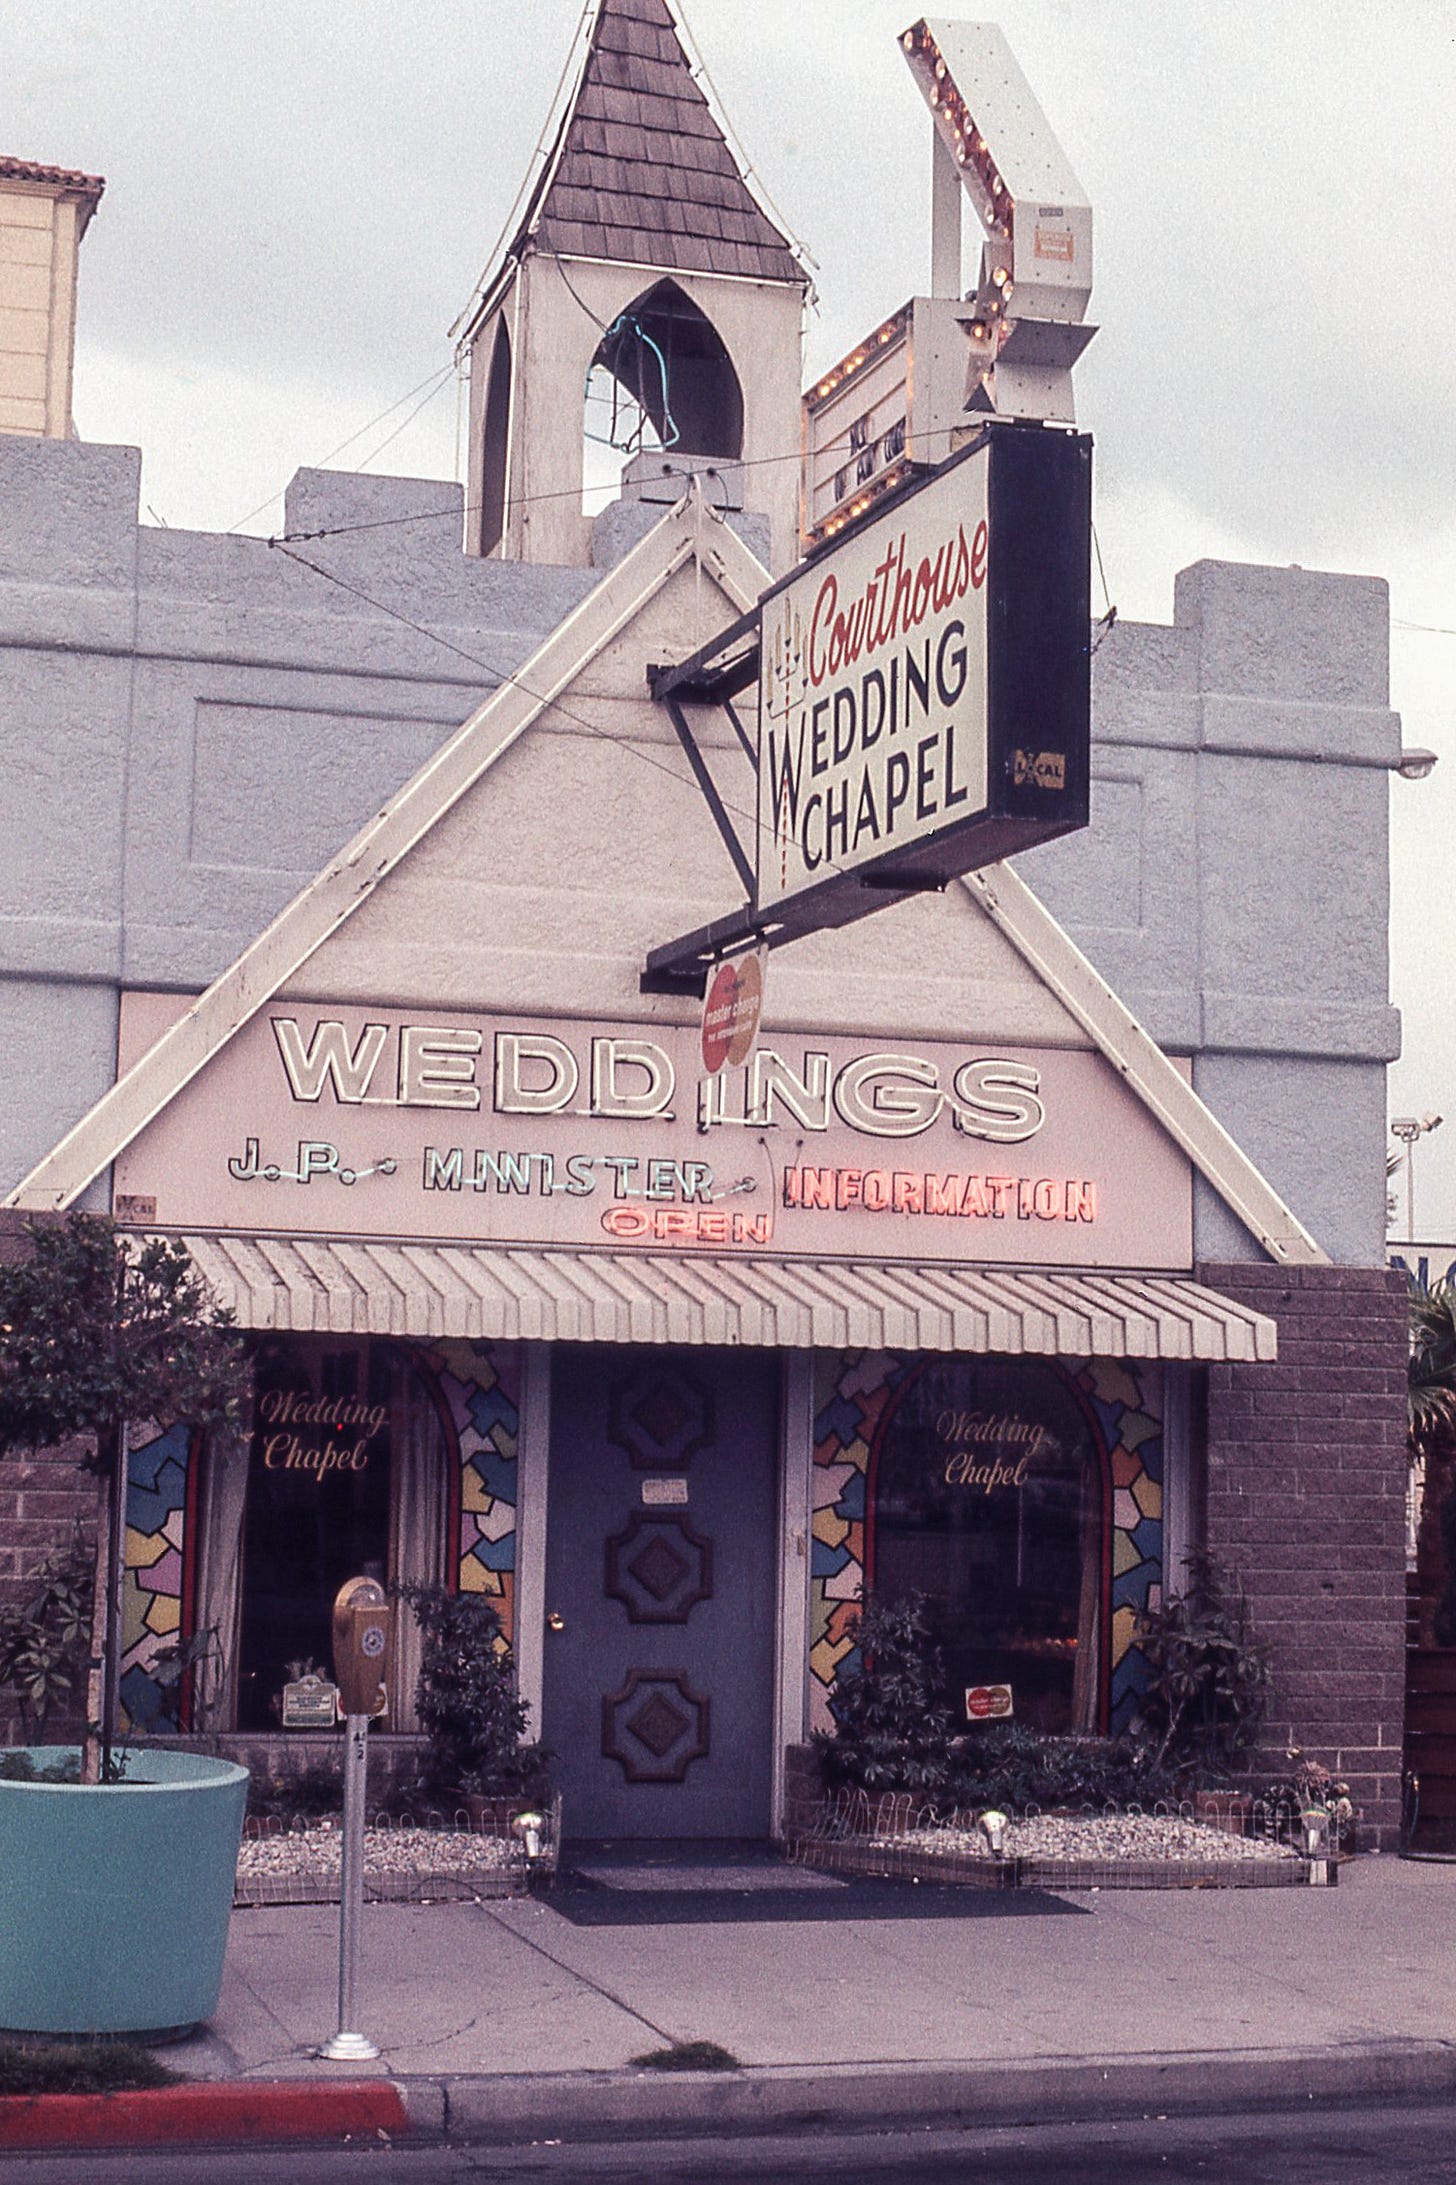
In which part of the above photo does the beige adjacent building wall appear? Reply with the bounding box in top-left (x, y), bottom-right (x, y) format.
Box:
top-left (0, 164), bottom-right (103, 439)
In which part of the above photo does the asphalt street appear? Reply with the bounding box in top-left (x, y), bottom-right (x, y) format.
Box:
top-left (12, 2105), bottom-right (1456, 2185)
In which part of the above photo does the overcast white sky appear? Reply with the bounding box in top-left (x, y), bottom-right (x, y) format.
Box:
top-left (6, 0), bottom-right (1456, 1231)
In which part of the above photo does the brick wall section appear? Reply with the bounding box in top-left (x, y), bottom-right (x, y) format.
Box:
top-left (0, 1436), bottom-right (98, 1743)
top-left (1200, 1262), bottom-right (1408, 1849)
top-left (0, 1207), bottom-right (96, 1743)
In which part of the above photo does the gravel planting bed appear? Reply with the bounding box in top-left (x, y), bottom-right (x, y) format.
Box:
top-left (791, 1810), bottom-right (1316, 1892)
top-left (886, 1814), bottom-right (1301, 1864)
top-left (235, 1823), bottom-right (522, 1907)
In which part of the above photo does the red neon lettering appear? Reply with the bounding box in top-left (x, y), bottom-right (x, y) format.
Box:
top-left (808, 574), bottom-right (838, 687)
top-left (602, 1205), bottom-right (650, 1238)
top-left (801, 1167), bottom-right (834, 1210)
top-left (892, 1172), bottom-right (923, 1213)
top-left (862, 1169), bottom-right (891, 1211)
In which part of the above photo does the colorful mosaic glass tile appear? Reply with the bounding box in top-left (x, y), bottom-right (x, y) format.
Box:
top-left (120, 1420), bottom-right (192, 1731)
top-left (416, 1340), bottom-right (521, 1645)
top-left (121, 1340), bottom-right (524, 1728)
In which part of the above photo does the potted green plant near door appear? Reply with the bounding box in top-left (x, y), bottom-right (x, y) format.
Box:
top-left (0, 1212), bottom-right (251, 2036)
top-left (396, 1583), bottom-right (555, 1868)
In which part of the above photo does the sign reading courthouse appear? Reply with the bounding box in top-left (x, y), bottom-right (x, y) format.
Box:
top-left (760, 454), bottom-right (990, 907)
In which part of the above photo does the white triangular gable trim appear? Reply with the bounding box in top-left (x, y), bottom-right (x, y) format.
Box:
top-left (6, 495), bottom-right (1329, 1268)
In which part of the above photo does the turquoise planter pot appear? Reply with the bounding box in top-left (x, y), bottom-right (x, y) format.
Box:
top-left (0, 1747), bottom-right (249, 2036)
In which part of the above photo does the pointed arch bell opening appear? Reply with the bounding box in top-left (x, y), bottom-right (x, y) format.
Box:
top-left (583, 278), bottom-right (744, 511)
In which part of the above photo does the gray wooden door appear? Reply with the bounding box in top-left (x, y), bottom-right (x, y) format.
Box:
top-left (542, 1345), bottom-right (779, 1838)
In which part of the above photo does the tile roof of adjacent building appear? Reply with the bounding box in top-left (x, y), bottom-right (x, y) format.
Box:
top-left (515, 0), bottom-right (806, 287)
top-left (0, 155), bottom-right (105, 204)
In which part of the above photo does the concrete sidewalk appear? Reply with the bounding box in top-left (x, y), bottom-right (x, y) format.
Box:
top-left (149, 1853), bottom-right (1456, 2140)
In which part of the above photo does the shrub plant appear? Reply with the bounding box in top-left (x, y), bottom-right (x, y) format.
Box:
top-left (396, 1582), bottom-right (549, 1802)
top-left (813, 1593), bottom-right (958, 1796)
top-left (0, 1533), bottom-right (91, 1737)
top-left (1131, 1551), bottom-right (1269, 1773)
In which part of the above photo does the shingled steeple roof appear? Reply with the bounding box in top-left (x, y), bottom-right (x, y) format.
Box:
top-left (514, 0), bottom-right (806, 287)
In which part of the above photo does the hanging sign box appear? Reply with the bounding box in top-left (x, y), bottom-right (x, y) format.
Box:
top-left (756, 424), bottom-right (1090, 924)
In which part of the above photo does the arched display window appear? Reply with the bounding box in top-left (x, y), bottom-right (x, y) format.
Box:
top-left (866, 1356), bottom-right (1112, 1733)
top-left (232, 1336), bottom-right (455, 1732)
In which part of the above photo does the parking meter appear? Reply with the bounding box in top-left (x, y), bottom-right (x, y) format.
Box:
top-left (331, 1576), bottom-right (390, 1718)
top-left (321, 1574), bottom-right (392, 2065)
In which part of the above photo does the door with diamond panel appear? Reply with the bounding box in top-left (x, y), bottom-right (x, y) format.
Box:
top-left (542, 1345), bottom-right (779, 1837)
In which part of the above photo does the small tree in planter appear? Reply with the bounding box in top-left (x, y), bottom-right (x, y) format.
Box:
top-left (0, 1214), bottom-right (248, 1780)
top-left (396, 1582), bottom-right (550, 1808)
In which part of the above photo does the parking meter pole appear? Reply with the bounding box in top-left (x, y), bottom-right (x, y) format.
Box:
top-left (320, 1712), bottom-right (377, 2062)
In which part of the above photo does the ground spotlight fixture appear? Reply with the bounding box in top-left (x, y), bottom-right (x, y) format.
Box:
top-left (1396, 749), bottom-right (1438, 780)
top-left (511, 1809), bottom-right (546, 1863)
top-left (980, 1808), bottom-right (1008, 1856)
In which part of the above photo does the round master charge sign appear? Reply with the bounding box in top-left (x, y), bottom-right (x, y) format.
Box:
top-left (965, 1683), bottom-right (1013, 1720)
top-left (701, 960), bottom-right (739, 1074)
top-left (726, 952), bottom-right (762, 1067)
top-left (700, 949), bottom-right (765, 1075)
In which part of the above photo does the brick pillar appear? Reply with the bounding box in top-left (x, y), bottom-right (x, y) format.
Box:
top-left (1199, 1262), bottom-right (1408, 1848)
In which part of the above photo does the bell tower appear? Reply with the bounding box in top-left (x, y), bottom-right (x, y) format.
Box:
top-left (456, 0), bottom-right (809, 573)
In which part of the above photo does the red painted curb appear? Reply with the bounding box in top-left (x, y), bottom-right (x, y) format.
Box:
top-left (0, 2079), bottom-right (408, 2150)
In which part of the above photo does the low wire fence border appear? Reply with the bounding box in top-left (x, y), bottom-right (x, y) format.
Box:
top-left (234, 1797), bottom-right (561, 1908)
top-left (783, 1789), bottom-right (1343, 1892)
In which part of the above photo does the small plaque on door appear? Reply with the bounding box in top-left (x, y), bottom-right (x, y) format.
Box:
top-left (641, 1477), bottom-right (688, 1506)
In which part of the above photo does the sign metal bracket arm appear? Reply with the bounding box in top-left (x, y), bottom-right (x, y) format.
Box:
top-left (721, 697), bottom-right (756, 768)
top-left (658, 693), bottom-right (755, 897)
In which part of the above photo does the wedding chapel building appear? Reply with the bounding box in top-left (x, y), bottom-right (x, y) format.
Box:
top-left (0, 1), bottom-right (1409, 1841)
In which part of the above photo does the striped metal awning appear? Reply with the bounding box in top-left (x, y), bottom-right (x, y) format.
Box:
top-left (174, 1234), bottom-right (1278, 1363)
